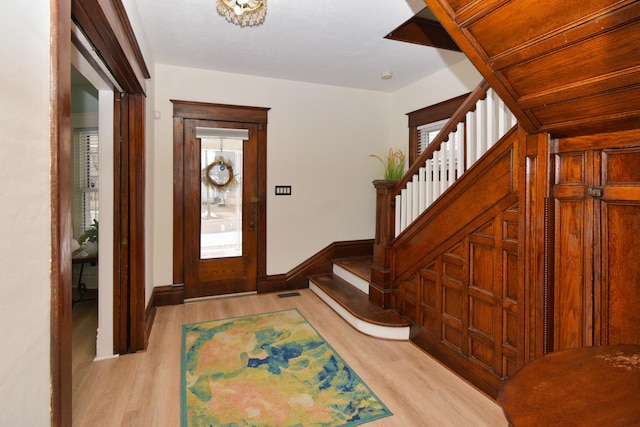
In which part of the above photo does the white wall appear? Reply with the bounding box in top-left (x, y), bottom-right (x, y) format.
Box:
top-left (0, 1), bottom-right (52, 425)
top-left (152, 65), bottom-right (392, 281)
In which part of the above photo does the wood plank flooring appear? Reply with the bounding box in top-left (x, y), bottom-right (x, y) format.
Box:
top-left (73, 289), bottom-right (508, 426)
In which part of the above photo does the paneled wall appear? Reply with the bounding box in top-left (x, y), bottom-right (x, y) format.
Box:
top-left (390, 129), bottom-right (521, 398)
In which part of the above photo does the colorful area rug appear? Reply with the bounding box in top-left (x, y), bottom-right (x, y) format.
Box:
top-left (181, 309), bottom-right (392, 427)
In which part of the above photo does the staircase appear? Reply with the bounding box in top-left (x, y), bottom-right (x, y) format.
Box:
top-left (309, 256), bottom-right (410, 340)
top-left (308, 81), bottom-right (516, 345)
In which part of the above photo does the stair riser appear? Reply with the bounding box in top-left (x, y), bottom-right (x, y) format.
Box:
top-left (333, 264), bottom-right (369, 295)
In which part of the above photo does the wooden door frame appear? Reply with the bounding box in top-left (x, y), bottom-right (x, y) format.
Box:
top-left (172, 101), bottom-right (269, 296)
top-left (51, 0), bottom-right (149, 424)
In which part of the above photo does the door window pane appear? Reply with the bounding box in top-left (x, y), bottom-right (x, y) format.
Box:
top-left (200, 137), bottom-right (243, 259)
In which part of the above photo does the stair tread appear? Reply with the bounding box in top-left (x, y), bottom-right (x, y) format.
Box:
top-left (309, 273), bottom-right (409, 328)
top-left (333, 256), bottom-right (372, 282)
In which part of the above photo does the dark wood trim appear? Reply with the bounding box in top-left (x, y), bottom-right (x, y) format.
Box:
top-left (172, 116), bottom-right (185, 285)
top-left (258, 240), bottom-right (375, 294)
top-left (113, 94), bottom-right (128, 354)
top-left (172, 100), bottom-right (269, 123)
top-left (407, 93), bottom-right (469, 165)
top-left (171, 101), bottom-right (270, 291)
top-left (257, 123), bottom-right (268, 280)
top-left (522, 130), bottom-right (551, 362)
top-left (110, 0), bottom-right (151, 79)
top-left (371, 181), bottom-right (397, 309)
top-left (72, 0), bottom-right (149, 93)
top-left (71, 30), bottom-right (118, 92)
top-left (152, 284), bottom-right (186, 306)
top-left (385, 16), bottom-right (461, 52)
top-left (407, 93), bottom-right (469, 128)
top-left (127, 93), bottom-right (147, 352)
top-left (114, 93), bottom-right (147, 353)
top-left (51, 0), bottom-right (72, 424)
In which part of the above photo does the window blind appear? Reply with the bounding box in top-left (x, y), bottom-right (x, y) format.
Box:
top-left (416, 119), bottom-right (448, 156)
top-left (72, 128), bottom-right (99, 239)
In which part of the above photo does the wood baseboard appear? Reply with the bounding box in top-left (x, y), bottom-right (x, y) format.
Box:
top-left (259, 239), bottom-right (374, 294)
top-left (144, 289), bottom-right (157, 350)
top-left (153, 239), bottom-right (374, 303)
top-left (152, 284), bottom-right (185, 306)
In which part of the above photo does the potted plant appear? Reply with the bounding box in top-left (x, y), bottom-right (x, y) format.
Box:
top-left (78, 219), bottom-right (99, 255)
top-left (370, 148), bottom-right (406, 181)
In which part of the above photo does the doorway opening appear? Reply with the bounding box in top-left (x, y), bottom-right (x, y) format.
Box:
top-left (172, 101), bottom-right (269, 301)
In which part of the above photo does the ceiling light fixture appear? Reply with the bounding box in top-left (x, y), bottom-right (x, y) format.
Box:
top-left (216, 0), bottom-right (267, 27)
top-left (380, 71), bottom-right (393, 80)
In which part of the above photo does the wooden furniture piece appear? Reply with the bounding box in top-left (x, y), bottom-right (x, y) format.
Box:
top-left (498, 345), bottom-right (640, 426)
top-left (72, 251), bottom-right (98, 307)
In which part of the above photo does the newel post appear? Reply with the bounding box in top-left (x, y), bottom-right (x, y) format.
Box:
top-left (370, 180), bottom-right (396, 309)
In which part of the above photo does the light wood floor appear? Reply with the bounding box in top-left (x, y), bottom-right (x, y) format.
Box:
top-left (72, 289), bottom-right (509, 426)
top-left (72, 292), bottom-right (98, 402)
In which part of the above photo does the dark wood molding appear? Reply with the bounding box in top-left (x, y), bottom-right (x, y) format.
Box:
top-left (371, 181), bottom-right (397, 309)
top-left (113, 93), bottom-right (147, 353)
top-left (407, 92), bottom-right (469, 165)
top-left (259, 240), bottom-right (375, 294)
top-left (128, 93), bottom-right (147, 352)
top-left (152, 284), bottom-right (186, 306)
top-left (385, 16), bottom-right (460, 52)
top-left (51, 0), bottom-right (72, 424)
top-left (171, 100), bottom-right (270, 124)
top-left (522, 130), bottom-right (551, 362)
top-left (172, 116), bottom-right (185, 285)
top-left (171, 101), bottom-right (270, 292)
top-left (113, 95), bottom-right (127, 355)
top-left (72, 0), bottom-right (149, 93)
top-left (407, 93), bottom-right (469, 128)
top-left (71, 30), bottom-right (118, 92)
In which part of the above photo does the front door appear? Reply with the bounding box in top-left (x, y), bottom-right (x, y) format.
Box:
top-left (183, 119), bottom-right (259, 298)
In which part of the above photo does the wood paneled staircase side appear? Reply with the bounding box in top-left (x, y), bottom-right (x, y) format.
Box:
top-left (386, 129), bottom-right (523, 398)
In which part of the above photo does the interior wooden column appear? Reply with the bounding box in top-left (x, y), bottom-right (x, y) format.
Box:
top-left (370, 180), bottom-right (397, 309)
top-left (114, 93), bottom-right (146, 353)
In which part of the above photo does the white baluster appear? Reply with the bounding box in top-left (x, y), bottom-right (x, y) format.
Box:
top-left (405, 182), bottom-right (413, 224)
top-left (433, 148), bottom-right (442, 199)
top-left (442, 140), bottom-right (450, 195)
top-left (466, 110), bottom-right (476, 170)
top-left (425, 158), bottom-right (434, 207)
top-left (487, 89), bottom-right (498, 148)
top-left (418, 167), bottom-right (426, 213)
top-left (476, 97), bottom-right (487, 159)
top-left (400, 188), bottom-right (408, 233)
top-left (455, 122), bottom-right (464, 181)
top-left (412, 174), bottom-right (420, 221)
top-left (395, 194), bottom-right (402, 237)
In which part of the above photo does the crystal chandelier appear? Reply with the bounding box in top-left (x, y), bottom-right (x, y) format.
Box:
top-left (216, 0), bottom-right (267, 27)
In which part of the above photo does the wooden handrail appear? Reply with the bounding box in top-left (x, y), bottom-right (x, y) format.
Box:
top-left (370, 79), bottom-right (510, 309)
top-left (393, 80), bottom-right (491, 195)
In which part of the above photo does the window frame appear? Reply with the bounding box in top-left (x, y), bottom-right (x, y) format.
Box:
top-left (407, 92), bottom-right (469, 165)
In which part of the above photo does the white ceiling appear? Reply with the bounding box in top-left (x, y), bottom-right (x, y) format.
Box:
top-left (129, 0), bottom-right (467, 92)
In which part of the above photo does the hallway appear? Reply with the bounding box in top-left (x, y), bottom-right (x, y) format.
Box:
top-left (72, 290), bottom-right (507, 426)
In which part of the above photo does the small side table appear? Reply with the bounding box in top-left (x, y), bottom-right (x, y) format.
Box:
top-left (498, 345), bottom-right (640, 426)
top-left (72, 251), bottom-right (98, 307)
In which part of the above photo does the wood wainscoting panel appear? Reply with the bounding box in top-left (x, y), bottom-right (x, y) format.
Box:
top-left (410, 200), bottom-right (521, 398)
